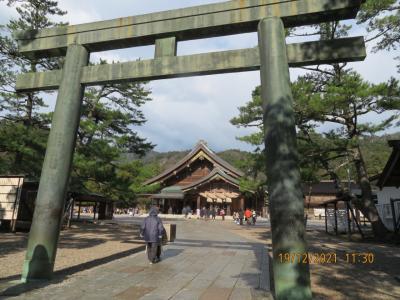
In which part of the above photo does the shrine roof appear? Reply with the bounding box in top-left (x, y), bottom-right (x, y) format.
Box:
top-left (181, 168), bottom-right (240, 192)
top-left (144, 140), bottom-right (244, 185)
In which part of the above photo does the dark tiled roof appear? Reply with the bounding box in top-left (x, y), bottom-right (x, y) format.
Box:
top-left (151, 186), bottom-right (184, 199)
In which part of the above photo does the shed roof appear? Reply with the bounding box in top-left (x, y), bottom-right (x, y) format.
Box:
top-left (377, 140), bottom-right (400, 188)
top-left (151, 186), bottom-right (184, 199)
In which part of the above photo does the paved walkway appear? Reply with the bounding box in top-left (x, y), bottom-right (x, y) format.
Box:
top-left (1, 220), bottom-right (271, 300)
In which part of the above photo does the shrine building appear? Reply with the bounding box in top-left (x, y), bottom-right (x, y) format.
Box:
top-left (145, 141), bottom-right (247, 215)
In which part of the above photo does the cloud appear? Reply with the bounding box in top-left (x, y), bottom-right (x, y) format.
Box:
top-left (0, 2), bottom-right (18, 22)
top-left (137, 71), bottom-right (260, 152)
top-left (1, 0), bottom-right (398, 153)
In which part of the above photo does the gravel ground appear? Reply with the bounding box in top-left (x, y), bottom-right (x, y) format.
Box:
top-left (230, 224), bottom-right (400, 300)
top-left (0, 223), bottom-right (144, 281)
top-left (1, 219), bottom-right (399, 299)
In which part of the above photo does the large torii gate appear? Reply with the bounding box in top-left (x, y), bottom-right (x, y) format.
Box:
top-left (15, 0), bottom-right (365, 298)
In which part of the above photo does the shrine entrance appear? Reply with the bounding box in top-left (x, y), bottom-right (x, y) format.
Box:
top-left (15, 1), bottom-right (366, 298)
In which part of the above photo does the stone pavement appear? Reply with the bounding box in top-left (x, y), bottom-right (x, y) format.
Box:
top-left (1, 220), bottom-right (272, 300)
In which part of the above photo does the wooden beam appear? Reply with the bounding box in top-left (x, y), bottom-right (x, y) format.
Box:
top-left (16, 37), bottom-right (366, 92)
top-left (15, 0), bottom-right (364, 58)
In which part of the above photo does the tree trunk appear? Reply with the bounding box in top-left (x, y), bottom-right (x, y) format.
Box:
top-left (352, 145), bottom-right (389, 239)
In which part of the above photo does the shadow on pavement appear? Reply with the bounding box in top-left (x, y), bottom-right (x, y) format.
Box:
top-left (172, 236), bottom-right (272, 295)
top-left (0, 245), bottom-right (146, 297)
top-left (161, 248), bottom-right (184, 261)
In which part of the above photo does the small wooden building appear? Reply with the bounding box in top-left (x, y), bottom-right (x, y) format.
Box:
top-left (0, 175), bottom-right (114, 231)
top-left (374, 140), bottom-right (400, 231)
top-left (70, 193), bottom-right (114, 221)
top-left (0, 175), bottom-right (38, 231)
top-left (145, 141), bottom-right (248, 215)
top-left (303, 181), bottom-right (359, 218)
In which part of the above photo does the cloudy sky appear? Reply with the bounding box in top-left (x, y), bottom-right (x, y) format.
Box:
top-left (0, 0), bottom-right (398, 152)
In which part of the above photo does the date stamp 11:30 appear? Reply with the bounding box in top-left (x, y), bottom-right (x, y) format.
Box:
top-left (278, 252), bottom-right (375, 264)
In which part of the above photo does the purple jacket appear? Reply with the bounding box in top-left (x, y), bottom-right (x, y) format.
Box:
top-left (140, 207), bottom-right (165, 243)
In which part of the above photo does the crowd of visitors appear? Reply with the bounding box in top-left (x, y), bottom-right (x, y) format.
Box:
top-left (180, 205), bottom-right (228, 220)
top-left (114, 207), bottom-right (140, 215)
top-left (113, 206), bottom-right (259, 225)
top-left (233, 208), bottom-right (257, 225)
top-left (177, 205), bottom-right (258, 224)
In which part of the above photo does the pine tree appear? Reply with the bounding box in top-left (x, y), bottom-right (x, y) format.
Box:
top-left (358, 0), bottom-right (400, 71)
top-left (71, 60), bottom-right (155, 202)
top-left (0, 0), bottom-right (66, 176)
top-left (0, 2), bottom-right (156, 204)
top-left (231, 20), bottom-right (400, 238)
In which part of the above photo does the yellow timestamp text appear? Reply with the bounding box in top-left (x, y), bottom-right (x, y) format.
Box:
top-left (278, 252), bottom-right (375, 264)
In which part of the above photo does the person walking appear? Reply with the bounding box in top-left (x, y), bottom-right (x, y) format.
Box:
top-left (196, 207), bottom-right (201, 219)
top-left (186, 205), bottom-right (192, 218)
top-left (233, 212), bottom-right (238, 224)
top-left (245, 208), bottom-right (252, 225)
top-left (205, 207), bottom-right (210, 221)
top-left (211, 206), bottom-right (216, 220)
top-left (140, 207), bottom-right (165, 264)
top-left (220, 208), bottom-right (225, 221)
top-left (252, 209), bottom-right (257, 225)
top-left (238, 209), bottom-right (244, 225)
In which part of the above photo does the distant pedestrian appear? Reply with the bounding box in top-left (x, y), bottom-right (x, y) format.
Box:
top-left (233, 212), bottom-right (238, 224)
top-left (238, 209), bottom-right (244, 225)
top-left (196, 208), bottom-right (200, 219)
top-left (200, 207), bottom-right (205, 219)
top-left (252, 210), bottom-right (257, 225)
top-left (220, 208), bottom-right (225, 221)
top-left (182, 206), bottom-right (187, 218)
top-left (140, 207), bottom-right (165, 264)
top-left (205, 207), bottom-right (210, 220)
top-left (211, 207), bottom-right (216, 220)
top-left (245, 208), bottom-right (252, 225)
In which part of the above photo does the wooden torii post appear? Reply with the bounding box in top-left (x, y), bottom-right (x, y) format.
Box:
top-left (14, 0), bottom-right (366, 298)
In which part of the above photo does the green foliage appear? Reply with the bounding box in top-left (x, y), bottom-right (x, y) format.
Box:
top-left (0, 119), bottom-right (48, 175)
top-left (294, 70), bottom-right (400, 137)
top-left (0, 2), bottom-right (156, 204)
top-left (218, 149), bottom-right (254, 173)
top-left (233, 16), bottom-right (399, 235)
top-left (70, 60), bottom-right (155, 201)
top-left (0, 0), bottom-right (65, 177)
top-left (358, 0), bottom-right (400, 71)
top-left (231, 70), bottom-right (400, 185)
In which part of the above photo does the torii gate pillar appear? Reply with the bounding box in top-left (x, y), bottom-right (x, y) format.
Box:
top-left (258, 17), bottom-right (312, 299)
top-left (21, 44), bottom-right (88, 282)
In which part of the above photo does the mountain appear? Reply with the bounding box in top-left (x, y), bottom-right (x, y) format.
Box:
top-left (126, 132), bottom-right (400, 178)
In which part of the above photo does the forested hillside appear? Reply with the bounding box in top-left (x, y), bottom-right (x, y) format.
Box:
top-left (140, 133), bottom-right (400, 179)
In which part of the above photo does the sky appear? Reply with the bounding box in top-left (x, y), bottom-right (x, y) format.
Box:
top-left (0, 0), bottom-right (399, 152)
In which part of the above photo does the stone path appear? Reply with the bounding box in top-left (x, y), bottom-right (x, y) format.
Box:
top-left (1, 220), bottom-right (271, 299)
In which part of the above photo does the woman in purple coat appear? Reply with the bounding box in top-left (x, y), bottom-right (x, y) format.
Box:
top-left (140, 207), bottom-right (165, 264)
